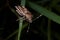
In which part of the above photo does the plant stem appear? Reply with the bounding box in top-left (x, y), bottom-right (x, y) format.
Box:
top-left (21, 0), bottom-right (26, 6)
top-left (18, 18), bottom-right (23, 40)
top-left (18, 0), bottom-right (26, 40)
top-left (48, 19), bottom-right (51, 40)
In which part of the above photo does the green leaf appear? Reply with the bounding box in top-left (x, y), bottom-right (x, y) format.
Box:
top-left (28, 2), bottom-right (60, 24)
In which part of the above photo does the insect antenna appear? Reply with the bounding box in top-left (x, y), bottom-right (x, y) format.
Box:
top-left (26, 15), bottom-right (42, 33)
top-left (32, 15), bottom-right (42, 22)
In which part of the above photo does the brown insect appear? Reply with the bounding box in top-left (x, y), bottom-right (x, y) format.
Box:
top-left (15, 5), bottom-right (33, 23)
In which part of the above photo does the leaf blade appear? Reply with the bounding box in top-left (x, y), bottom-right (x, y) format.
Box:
top-left (28, 2), bottom-right (60, 24)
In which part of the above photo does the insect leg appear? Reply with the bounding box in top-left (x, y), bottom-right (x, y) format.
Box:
top-left (33, 15), bottom-right (42, 22)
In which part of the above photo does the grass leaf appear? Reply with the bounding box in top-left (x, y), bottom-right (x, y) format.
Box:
top-left (28, 2), bottom-right (60, 24)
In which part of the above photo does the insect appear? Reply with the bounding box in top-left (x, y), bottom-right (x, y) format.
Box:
top-left (15, 5), bottom-right (33, 23)
top-left (15, 5), bottom-right (42, 33)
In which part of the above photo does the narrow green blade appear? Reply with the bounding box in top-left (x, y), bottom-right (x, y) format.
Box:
top-left (28, 2), bottom-right (60, 24)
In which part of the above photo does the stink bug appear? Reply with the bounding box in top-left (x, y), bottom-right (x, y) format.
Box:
top-left (15, 5), bottom-right (33, 23)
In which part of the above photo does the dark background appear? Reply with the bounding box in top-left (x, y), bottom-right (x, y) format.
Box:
top-left (0, 0), bottom-right (60, 40)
